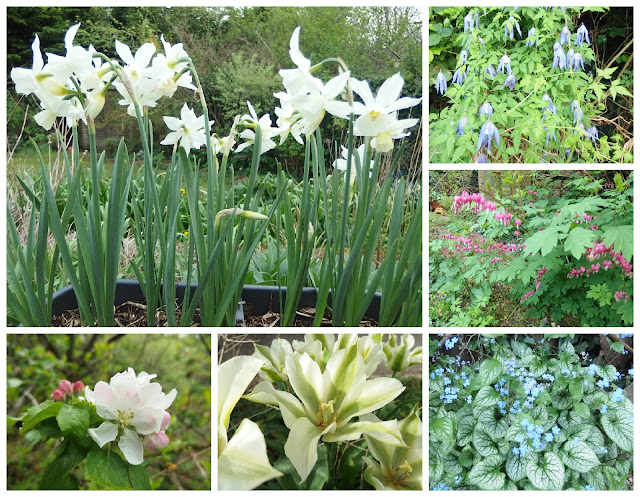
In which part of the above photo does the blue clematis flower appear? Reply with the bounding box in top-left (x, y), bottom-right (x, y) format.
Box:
top-left (546, 130), bottom-right (556, 147)
top-left (560, 25), bottom-right (570, 45)
top-left (571, 100), bottom-right (583, 125)
top-left (526, 27), bottom-right (538, 48)
top-left (459, 50), bottom-right (468, 65)
top-left (574, 122), bottom-right (586, 135)
top-left (476, 153), bottom-right (489, 163)
top-left (452, 68), bottom-right (467, 85)
top-left (464, 12), bottom-right (474, 33)
top-left (586, 126), bottom-right (599, 142)
top-left (456, 116), bottom-right (467, 136)
top-left (436, 71), bottom-right (447, 95)
top-left (497, 54), bottom-right (512, 75)
top-left (479, 102), bottom-right (493, 116)
top-left (552, 45), bottom-right (566, 69)
top-left (566, 48), bottom-right (574, 68)
top-left (542, 94), bottom-right (557, 114)
top-left (576, 23), bottom-right (591, 46)
top-left (502, 74), bottom-right (516, 91)
top-left (572, 53), bottom-right (585, 71)
top-left (485, 64), bottom-right (496, 77)
top-left (505, 16), bottom-right (522, 40)
top-left (476, 121), bottom-right (500, 153)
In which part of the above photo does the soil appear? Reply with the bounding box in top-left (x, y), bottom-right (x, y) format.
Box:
top-left (50, 302), bottom-right (378, 327)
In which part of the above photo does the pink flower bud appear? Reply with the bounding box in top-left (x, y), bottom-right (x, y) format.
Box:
top-left (144, 431), bottom-right (170, 450)
top-left (51, 389), bottom-right (65, 401)
top-left (58, 380), bottom-right (73, 394)
top-left (73, 381), bottom-right (84, 394)
top-left (160, 412), bottom-right (171, 431)
top-left (155, 432), bottom-right (170, 449)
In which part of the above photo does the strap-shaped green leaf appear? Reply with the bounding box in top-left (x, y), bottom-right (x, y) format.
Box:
top-left (468, 455), bottom-right (506, 490)
top-left (559, 439), bottom-right (600, 472)
top-left (525, 452), bottom-right (565, 490)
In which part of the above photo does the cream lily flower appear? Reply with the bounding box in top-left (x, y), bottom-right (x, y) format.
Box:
top-left (382, 334), bottom-right (422, 373)
top-left (362, 406), bottom-right (422, 490)
top-left (218, 356), bottom-right (282, 490)
top-left (245, 343), bottom-right (406, 482)
top-left (253, 338), bottom-right (293, 383)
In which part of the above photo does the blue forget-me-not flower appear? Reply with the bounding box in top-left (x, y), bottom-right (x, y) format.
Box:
top-left (576, 23), bottom-right (591, 46)
top-left (476, 121), bottom-right (500, 153)
top-left (436, 71), bottom-right (447, 95)
top-left (497, 54), bottom-right (512, 75)
top-left (502, 74), bottom-right (516, 91)
top-left (560, 25), bottom-right (571, 45)
top-left (611, 388), bottom-right (625, 402)
top-left (456, 116), bottom-right (467, 136)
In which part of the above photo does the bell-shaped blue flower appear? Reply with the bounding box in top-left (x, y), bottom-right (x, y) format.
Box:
top-left (464, 12), bottom-right (474, 33)
top-left (526, 27), bottom-right (538, 48)
top-left (576, 23), bottom-right (591, 46)
top-left (502, 74), bottom-right (516, 91)
top-left (485, 64), bottom-right (496, 77)
top-left (552, 46), bottom-right (566, 69)
top-left (572, 53), bottom-right (585, 71)
top-left (566, 48), bottom-right (574, 68)
top-left (505, 16), bottom-right (522, 40)
top-left (436, 71), bottom-right (447, 95)
top-left (452, 68), bottom-right (467, 85)
top-left (560, 25), bottom-right (570, 45)
top-left (459, 50), bottom-right (468, 65)
top-left (545, 130), bottom-right (557, 148)
top-left (571, 100), bottom-right (583, 125)
top-left (476, 121), bottom-right (500, 153)
top-left (456, 116), bottom-right (467, 136)
top-left (476, 153), bottom-right (489, 163)
top-left (586, 126), bottom-right (599, 142)
top-left (542, 94), bottom-right (557, 114)
top-left (497, 54), bottom-right (512, 75)
top-left (479, 102), bottom-right (493, 116)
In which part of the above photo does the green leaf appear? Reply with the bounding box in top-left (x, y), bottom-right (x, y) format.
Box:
top-left (569, 378), bottom-right (583, 401)
top-left (56, 404), bottom-right (90, 440)
top-left (459, 448), bottom-right (474, 468)
top-left (559, 439), bottom-right (600, 472)
top-left (483, 416), bottom-right (508, 441)
top-left (610, 341), bottom-right (624, 353)
top-left (429, 452), bottom-right (444, 481)
top-left (601, 408), bottom-right (633, 452)
top-left (129, 465), bottom-right (152, 490)
top-left (85, 448), bottom-right (133, 490)
top-left (573, 402), bottom-right (590, 419)
top-left (457, 415), bottom-right (476, 446)
top-left (474, 386), bottom-right (500, 408)
top-left (39, 439), bottom-right (89, 489)
top-left (468, 455), bottom-right (506, 490)
top-left (564, 227), bottom-right (596, 260)
top-left (521, 227), bottom-right (562, 257)
top-left (525, 452), bottom-right (565, 490)
top-left (602, 225), bottom-right (633, 262)
top-left (474, 359), bottom-right (503, 388)
top-left (472, 425), bottom-right (498, 457)
top-left (21, 400), bottom-right (63, 433)
top-left (430, 416), bottom-right (456, 442)
top-left (505, 451), bottom-right (527, 482)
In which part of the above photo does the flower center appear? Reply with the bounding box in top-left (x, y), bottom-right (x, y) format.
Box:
top-left (116, 409), bottom-right (135, 427)
top-left (316, 400), bottom-right (336, 428)
top-left (391, 460), bottom-right (412, 484)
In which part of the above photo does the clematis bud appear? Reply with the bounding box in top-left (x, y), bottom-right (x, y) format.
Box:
top-left (51, 389), bottom-right (66, 401)
top-left (58, 380), bottom-right (73, 394)
top-left (73, 381), bottom-right (84, 394)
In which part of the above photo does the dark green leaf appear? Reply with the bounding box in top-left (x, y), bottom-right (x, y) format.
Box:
top-left (39, 439), bottom-right (89, 489)
top-left (56, 404), bottom-right (90, 440)
top-left (129, 464), bottom-right (152, 490)
top-left (21, 400), bottom-right (63, 433)
top-left (85, 448), bottom-right (133, 490)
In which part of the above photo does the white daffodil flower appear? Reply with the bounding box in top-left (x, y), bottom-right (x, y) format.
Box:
top-left (45, 23), bottom-right (93, 83)
top-left (279, 26), bottom-right (313, 96)
top-left (382, 334), bottom-right (422, 373)
top-left (34, 96), bottom-right (84, 130)
top-left (160, 103), bottom-right (212, 154)
top-left (245, 344), bottom-right (406, 482)
top-left (333, 144), bottom-right (375, 182)
top-left (326, 73), bottom-right (421, 152)
top-left (115, 40), bottom-right (157, 87)
top-left (218, 356), bottom-right (282, 490)
top-left (361, 406), bottom-right (422, 490)
top-left (253, 338), bottom-right (294, 383)
top-left (86, 368), bottom-right (176, 465)
top-left (274, 102), bottom-right (303, 145)
top-left (236, 101), bottom-right (279, 155)
top-left (11, 35), bottom-right (46, 95)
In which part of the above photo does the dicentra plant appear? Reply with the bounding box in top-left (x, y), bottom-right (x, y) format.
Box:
top-left (429, 334), bottom-right (634, 490)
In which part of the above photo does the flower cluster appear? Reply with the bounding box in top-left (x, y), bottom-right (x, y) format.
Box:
top-left (51, 379), bottom-right (84, 401)
top-left (451, 191), bottom-right (496, 213)
top-left (494, 211), bottom-right (512, 226)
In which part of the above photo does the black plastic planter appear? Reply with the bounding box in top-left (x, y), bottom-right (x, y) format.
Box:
top-left (46, 279), bottom-right (381, 326)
